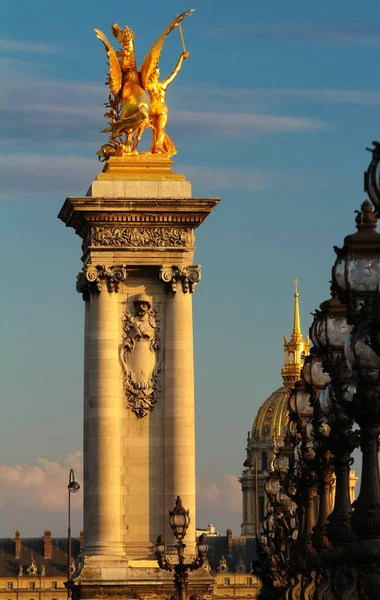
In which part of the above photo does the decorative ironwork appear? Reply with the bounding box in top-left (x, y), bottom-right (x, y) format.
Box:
top-left (156, 497), bottom-right (208, 600)
top-left (364, 141), bottom-right (380, 216)
top-left (255, 145), bottom-right (380, 599)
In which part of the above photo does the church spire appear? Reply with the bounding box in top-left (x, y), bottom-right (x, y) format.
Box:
top-left (292, 278), bottom-right (301, 338)
top-left (281, 279), bottom-right (310, 388)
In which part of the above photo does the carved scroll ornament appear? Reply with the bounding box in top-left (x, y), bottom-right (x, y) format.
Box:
top-left (76, 264), bottom-right (127, 299)
top-left (121, 294), bottom-right (161, 418)
top-left (160, 265), bottom-right (201, 293)
top-left (92, 226), bottom-right (193, 248)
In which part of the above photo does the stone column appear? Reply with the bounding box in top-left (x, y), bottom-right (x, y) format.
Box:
top-left (161, 266), bottom-right (200, 548)
top-left (82, 293), bottom-right (90, 544)
top-left (59, 189), bottom-right (219, 598)
top-left (240, 471), bottom-right (255, 536)
top-left (84, 269), bottom-right (125, 556)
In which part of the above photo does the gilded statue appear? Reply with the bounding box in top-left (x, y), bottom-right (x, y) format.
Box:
top-left (95, 9), bottom-right (193, 160)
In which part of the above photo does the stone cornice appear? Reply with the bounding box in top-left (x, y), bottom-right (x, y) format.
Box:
top-left (58, 197), bottom-right (219, 240)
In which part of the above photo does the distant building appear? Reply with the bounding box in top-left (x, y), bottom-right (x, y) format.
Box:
top-left (196, 524), bottom-right (219, 537)
top-left (0, 530), bottom-right (82, 600)
top-left (240, 285), bottom-right (310, 536)
top-left (239, 285), bottom-right (358, 537)
top-left (207, 529), bottom-right (261, 598)
top-left (0, 529), bottom-right (261, 600)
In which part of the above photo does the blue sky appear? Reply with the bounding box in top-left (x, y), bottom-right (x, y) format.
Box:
top-left (0, 0), bottom-right (379, 536)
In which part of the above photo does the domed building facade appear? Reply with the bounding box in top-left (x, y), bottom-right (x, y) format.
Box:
top-left (240, 285), bottom-right (309, 536)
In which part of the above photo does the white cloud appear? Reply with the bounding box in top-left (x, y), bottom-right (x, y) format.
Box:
top-left (0, 452), bottom-right (83, 514)
top-left (179, 165), bottom-right (323, 192)
top-left (0, 69), bottom-right (329, 148)
top-left (173, 110), bottom-right (327, 133)
top-left (264, 88), bottom-right (380, 105)
top-left (0, 39), bottom-right (60, 54)
top-left (208, 23), bottom-right (380, 48)
top-left (0, 154), bottom-right (98, 197)
top-left (175, 84), bottom-right (380, 108)
top-left (0, 155), bottom-right (323, 198)
top-left (198, 473), bottom-right (241, 513)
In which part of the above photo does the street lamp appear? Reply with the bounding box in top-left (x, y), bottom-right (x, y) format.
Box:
top-left (67, 469), bottom-right (80, 597)
top-left (156, 496), bottom-right (208, 600)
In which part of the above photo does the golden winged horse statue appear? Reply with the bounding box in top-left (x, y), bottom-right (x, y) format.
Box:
top-left (95, 9), bottom-right (193, 160)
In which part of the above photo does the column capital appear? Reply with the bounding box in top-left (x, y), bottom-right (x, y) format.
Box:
top-left (159, 265), bottom-right (201, 293)
top-left (76, 265), bottom-right (127, 299)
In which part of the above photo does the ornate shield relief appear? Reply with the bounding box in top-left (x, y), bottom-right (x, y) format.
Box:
top-left (121, 294), bottom-right (161, 418)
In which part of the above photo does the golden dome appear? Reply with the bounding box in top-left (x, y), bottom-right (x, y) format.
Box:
top-left (251, 386), bottom-right (291, 442)
top-left (250, 281), bottom-right (309, 444)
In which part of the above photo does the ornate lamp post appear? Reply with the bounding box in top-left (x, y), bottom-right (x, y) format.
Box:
top-left (297, 354), bottom-right (330, 555)
top-left (364, 141), bottom-right (380, 215)
top-left (287, 379), bottom-right (317, 558)
top-left (331, 194), bottom-right (380, 595)
top-left (67, 469), bottom-right (80, 597)
top-left (309, 299), bottom-right (357, 549)
top-left (156, 496), bottom-right (208, 600)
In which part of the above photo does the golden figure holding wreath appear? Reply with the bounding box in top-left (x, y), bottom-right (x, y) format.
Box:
top-left (95, 9), bottom-right (193, 160)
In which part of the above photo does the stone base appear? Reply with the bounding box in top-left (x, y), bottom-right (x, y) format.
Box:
top-left (70, 557), bottom-right (214, 600)
top-left (88, 156), bottom-right (191, 198)
top-left (97, 155), bottom-right (186, 181)
top-left (87, 179), bottom-right (192, 199)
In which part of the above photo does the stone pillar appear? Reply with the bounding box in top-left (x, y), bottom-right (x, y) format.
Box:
top-left (85, 278), bottom-right (124, 556)
top-left (240, 470), bottom-right (255, 536)
top-left (58, 175), bottom-right (219, 599)
top-left (82, 293), bottom-right (90, 550)
top-left (161, 266), bottom-right (200, 548)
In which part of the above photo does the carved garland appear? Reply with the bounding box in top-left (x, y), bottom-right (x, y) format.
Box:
top-left (160, 265), bottom-right (201, 293)
top-left (91, 226), bottom-right (193, 248)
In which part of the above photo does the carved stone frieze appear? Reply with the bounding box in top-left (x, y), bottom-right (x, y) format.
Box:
top-left (91, 226), bottom-right (194, 248)
top-left (121, 294), bottom-right (161, 418)
top-left (160, 265), bottom-right (201, 293)
top-left (76, 265), bottom-right (127, 299)
top-left (71, 587), bottom-right (141, 600)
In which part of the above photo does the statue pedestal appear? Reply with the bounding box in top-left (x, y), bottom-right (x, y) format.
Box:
top-left (98, 154), bottom-right (186, 180)
top-left (59, 170), bottom-right (218, 599)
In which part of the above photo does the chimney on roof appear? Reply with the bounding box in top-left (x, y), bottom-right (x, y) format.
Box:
top-left (14, 530), bottom-right (20, 559)
top-left (226, 528), bottom-right (233, 558)
top-left (79, 530), bottom-right (85, 551)
top-left (43, 530), bottom-right (52, 559)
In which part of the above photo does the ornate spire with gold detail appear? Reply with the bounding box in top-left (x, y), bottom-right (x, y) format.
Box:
top-left (281, 278), bottom-right (310, 388)
top-left (240, 282), bottom-right (310, 535)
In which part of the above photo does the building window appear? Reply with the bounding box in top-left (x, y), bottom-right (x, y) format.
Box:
top-left (247, 577), bottom-right (253, 586)
top-left (6, 583), bottom-right (13, 590)
top-left (223, 578), bottom-right (231, 586)
top-left (262, 451), bottom-right (268, 471)
top-left (28, 582), bottom-right (36, 590)
top-left (51, 582), bottom-right (58, 590)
